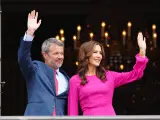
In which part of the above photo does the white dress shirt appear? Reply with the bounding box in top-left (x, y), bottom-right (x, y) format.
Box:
top-left (55, 69), bottom-right (68, 95)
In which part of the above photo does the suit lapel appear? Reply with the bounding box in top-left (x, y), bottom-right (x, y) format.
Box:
top-left (44, 65), bottom-right (69, 97)
top-left (44, 64), bottom-right (57, 96)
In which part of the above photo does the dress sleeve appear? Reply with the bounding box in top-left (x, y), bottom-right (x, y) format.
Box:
top-left (68, 76), bottom-right (79, 115)
top-left (111, 54), bottom-right (149, 88)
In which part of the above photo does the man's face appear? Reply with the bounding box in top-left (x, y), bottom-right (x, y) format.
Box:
top-left (43, 43), bottom-right (64, 70)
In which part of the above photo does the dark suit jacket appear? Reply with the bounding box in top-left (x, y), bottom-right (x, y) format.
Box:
top-left (18, 38), bottom-right (69, 116)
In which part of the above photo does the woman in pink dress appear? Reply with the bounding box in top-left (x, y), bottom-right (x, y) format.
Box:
top-left (68, 32), bottom-right (148, 116)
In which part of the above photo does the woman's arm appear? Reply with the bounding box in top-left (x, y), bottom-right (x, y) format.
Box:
top-left (68, 76), bottom-right (79, 115)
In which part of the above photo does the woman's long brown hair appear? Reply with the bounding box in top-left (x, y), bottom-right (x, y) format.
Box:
top-left (78, 40), bottom-right (106, 85)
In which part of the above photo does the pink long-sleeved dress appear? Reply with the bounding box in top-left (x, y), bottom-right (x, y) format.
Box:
top-left (68, 54), bottom-right (148, 116)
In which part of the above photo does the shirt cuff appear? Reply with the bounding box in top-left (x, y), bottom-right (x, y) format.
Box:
top-left (23, 33), bottom-right (34, 41)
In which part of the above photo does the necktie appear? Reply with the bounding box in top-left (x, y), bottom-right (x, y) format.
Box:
top-left (54, 71), bottom-right (58, 95)
top-left (53, 70), bottom-right (58, 116)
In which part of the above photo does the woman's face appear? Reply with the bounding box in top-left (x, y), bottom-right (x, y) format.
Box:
top-left (88, 45), bottom-right (102, 67)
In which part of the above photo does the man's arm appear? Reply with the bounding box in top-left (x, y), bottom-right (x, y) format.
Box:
top-left (18, 10), bottom-right (42, 80)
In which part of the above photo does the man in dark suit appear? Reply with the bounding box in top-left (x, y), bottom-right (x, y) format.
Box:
top-left (18, 10), bottom-right (69, 116)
